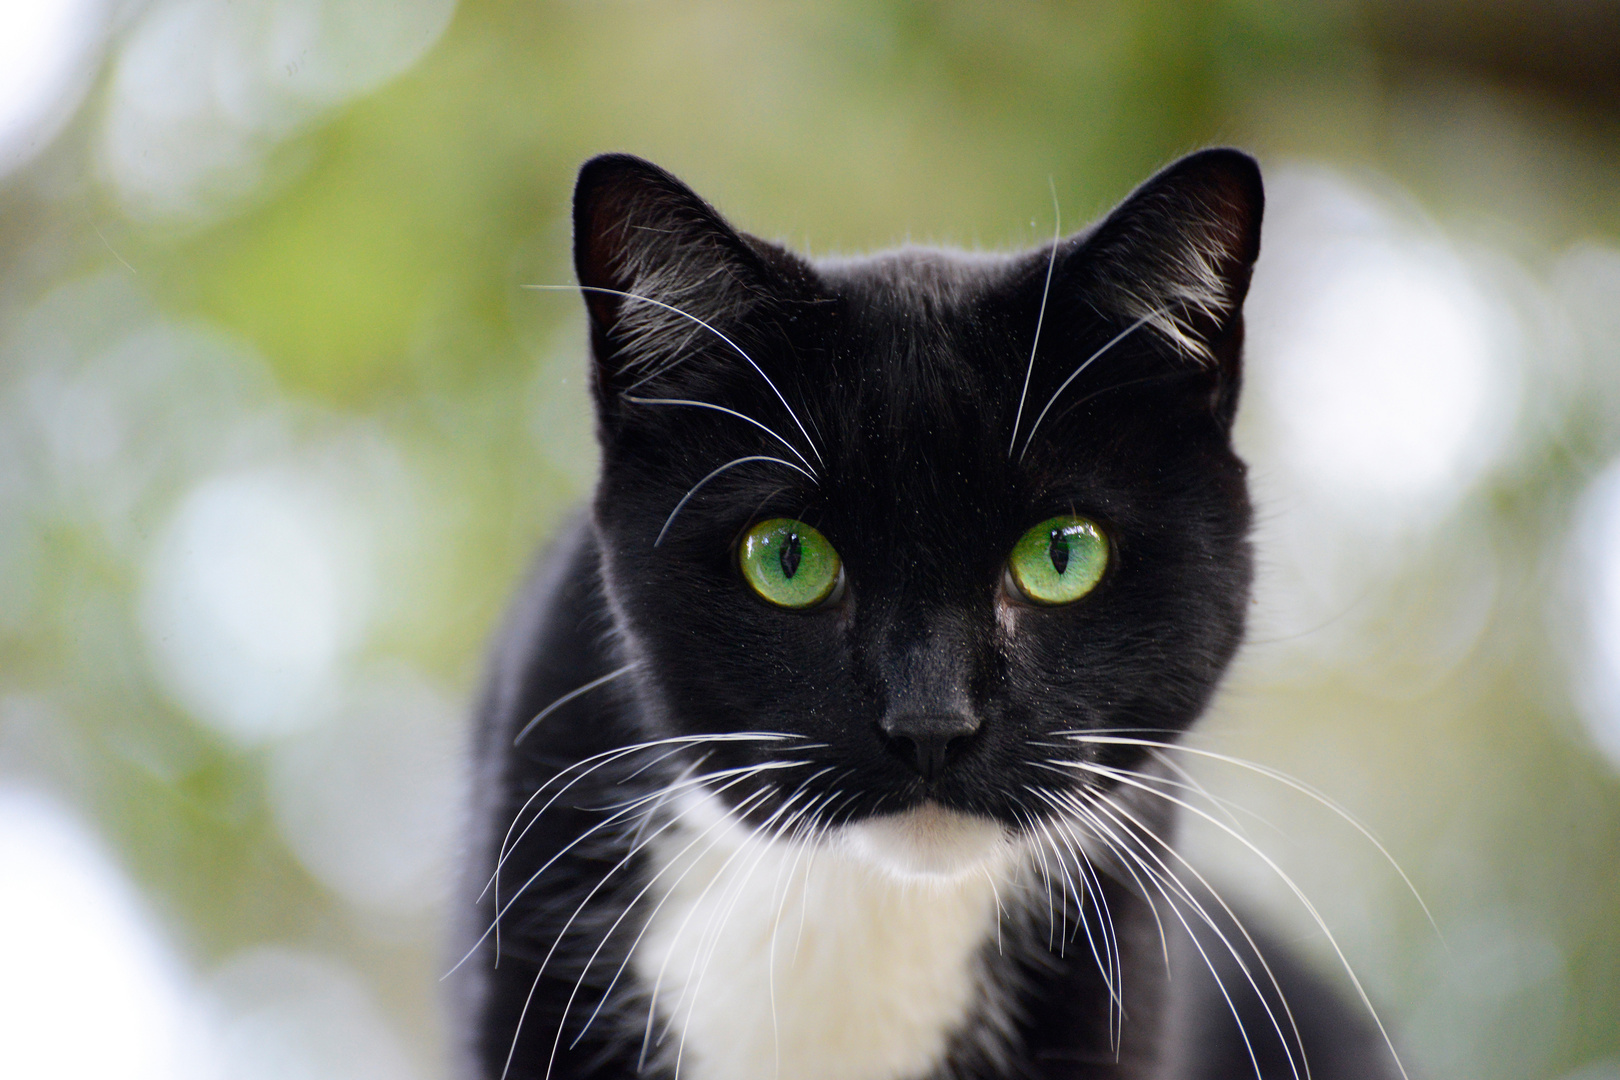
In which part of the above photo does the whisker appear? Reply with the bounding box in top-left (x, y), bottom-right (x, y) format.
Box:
top-left (499, 763), bottom-right (801, 938)
top-left (513, 663), bottom-right (638, 746)
top-left (1047, 758), bottom-right (1410, 1080)
top-left (540, 781), bottom-right (779, 1080)
top-left (649, 791), bottom-right (812, 1072)
top-left (1021, 798), bottom-right (1125, 1044)
top-left (1008, 182), bottom-right (1063, 459)
top-left (1017, 309), bottom-right (1164, 463)
top-left (572, 770), bottom-right (833, 1053)
top-left (1090, 811), bottom-right (1269, 1080)
top-left (625, 395), bottom-right (817, 474)
top-left (1082, 787), bottom-right (1309, 1080)
top-left (501, 967), bottom-right (546, 1080)
top-left (1030, 788), bottom-right (1137, 1044)
top-left (1148, 747), bottom-right (1258, 838)
top-left (1044, 785), bottom-right (1259, 1070)
top-left (454, 755), bottom-right (807, 982)
top-left (673, 785), bottom-right (829, 1079)
top-left (656, 455), bottom-right (817, 547)
top-left (1012, 802), bottom-right (1060, 951)
top-left (1057, 732), bottom-right (1439, 938)
top-left (525, 283), bottom-right (826, 467)
top-left (482, 731), bottom-right (799, 908)
top-left (982, 866), bottom-right (1006, 956)
top-left (480, 742), bottom-right (697, 969)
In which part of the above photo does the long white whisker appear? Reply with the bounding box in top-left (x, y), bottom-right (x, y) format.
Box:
top-left (656, 455), bottom-right (816, 547)
top-left (1034, 744), bottom-right (1263, 837)
top-left (625, 395), bottom-right (817, 474)
top-left (571, 768), bottom-right (835, 1053)
top-left (1148, 747), bottom-right (1257, 838)
top-left (1081, 786), bottom-right (1309, 1080)
top-left (522, 780), bottom-right (763, 1080)
top-left (1047, 784), bottom-right (1269, 1072)
top-left (481, 744), bottom-right (696, 969)
top-left (501, 967), bottom-right (546, 1080)
top-left (1031, 788), bottom-right (1137, 1045)
top-left (1047, 758), bottom-right (1410, 1080)
top-left (513, 664), bottom-right (638, 746)
top-left (455, 757), bottom-right (807, 981)
top-left (486, 736), bottom-right (755, 905)
top-left (793, 784), bottom-right (853, 963)
top-left (1058, 733), bottom-right (1439, 939)
top-left (649, 790), bottom-right (813, 1072)
top-left (1040, 811), bottom-right (1118, 1013)
top-left (1013, 803), bottom-right (1060, 951)
top-left (1008, 183), bottom-right (1063, 459)
top-left (511, 771), bottom-right (776, 1079)
top-left (527, 283), bottom-right (826, 467)
top-left (478, 731), bottom-right (798, 912)
top-left (501, 763), bottom-right (800, 936)
top-left (1081, 799), bottom-right (1268, 1080)
top-left (674, 785), bottom-right (827, 1079)
top-left (488, 737), bottom-right (696, 965)
top-left (1024, 801), bottom-right (1125, 1045)
top-left (983, 866), bottom-right (1006, 956)
top-left (1017, 309), bottom-right (1163, 462)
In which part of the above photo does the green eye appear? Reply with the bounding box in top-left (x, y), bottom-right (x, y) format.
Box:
top-left (739, 518), bottom-right (843, 609)
top-left (1007, 516), bottom-right (1108, 605)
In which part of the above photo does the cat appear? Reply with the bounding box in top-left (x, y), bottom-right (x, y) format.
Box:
top-left (453, 149), bottom-right (1403, 1080)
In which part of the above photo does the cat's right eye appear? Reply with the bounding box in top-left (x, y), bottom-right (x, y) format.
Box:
top-left (739, 518), bottom-right (844, 609)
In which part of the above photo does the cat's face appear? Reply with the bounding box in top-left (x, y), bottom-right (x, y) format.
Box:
top-left (574, 152), bottom-right (1261, 870)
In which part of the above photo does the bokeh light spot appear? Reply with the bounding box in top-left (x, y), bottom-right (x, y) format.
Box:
top-left (1573, 457), bottom-right (1620, 773)
top-left (0, 787), bottom-right (198, 1080)
top-left (141, 467), bottom-right (370, 744)
top-left (268, 668), bottom-right (463, 915)
top-left (0, 0), bottom-right (105, 176)
top-left (1266, 238), bottom-right (1497, 504)
top-left (201, 947), bottom-right (420, 1080)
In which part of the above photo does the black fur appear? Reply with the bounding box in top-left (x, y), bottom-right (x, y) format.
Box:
top-left (455, 151), bottom-right (1398, 1080)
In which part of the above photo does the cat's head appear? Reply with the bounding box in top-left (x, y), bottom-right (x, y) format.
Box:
top-left (574, 151), bottom-right (1260, 876)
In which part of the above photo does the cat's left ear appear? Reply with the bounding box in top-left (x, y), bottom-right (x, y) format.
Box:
top-left (1066, 148), bottom-right (1263, 415)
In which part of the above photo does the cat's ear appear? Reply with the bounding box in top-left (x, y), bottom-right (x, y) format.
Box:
top-left (1069, 147), bottom-right (1262, 377)
top-left (573, 154), bottom-right (793, 404)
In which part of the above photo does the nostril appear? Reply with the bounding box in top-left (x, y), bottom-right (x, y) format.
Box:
top-left (877, 714), bottom-right (980, 783)
top-left (881, 730), bottom-right (919, 772)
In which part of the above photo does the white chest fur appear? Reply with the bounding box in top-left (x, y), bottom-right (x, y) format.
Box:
top-left (632, 797), bottom-right (1017, 1080)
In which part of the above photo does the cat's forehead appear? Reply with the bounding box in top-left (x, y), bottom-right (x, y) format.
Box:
top-left (817, 246), bottom-right (1014, 308)
top-left (812, 248), bottom-right (1024, 420)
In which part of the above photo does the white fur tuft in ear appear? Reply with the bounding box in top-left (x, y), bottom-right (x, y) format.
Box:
top-left (573, 154), bottom-right (774, 388)
top-left (1104, 203), bottom-right (1240, 363)
top-left (602, 211), bottom-right (759, 378)
top-left (1082, 149), bottom-right (1263, 365)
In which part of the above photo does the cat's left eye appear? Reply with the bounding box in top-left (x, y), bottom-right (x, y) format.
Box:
top-left (1005, 515), bottom-right (1108, 605)
top-left (739, 518), bottom-right (844, 609)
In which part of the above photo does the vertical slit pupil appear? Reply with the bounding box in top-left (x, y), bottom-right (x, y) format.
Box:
top-left (1048, 530), bottom-right (1069, 575)
top-left (780, 533), bottom-right (802, 579)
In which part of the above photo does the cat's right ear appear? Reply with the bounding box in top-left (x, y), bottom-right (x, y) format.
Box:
top-left (572, 154), bottom-right (792, 409)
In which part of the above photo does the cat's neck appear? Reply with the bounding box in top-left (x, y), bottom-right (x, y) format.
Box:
top-left (632, 791), bottom-right (1168, 1080)
top-left (635, 795), bottom-right (1017, 1080)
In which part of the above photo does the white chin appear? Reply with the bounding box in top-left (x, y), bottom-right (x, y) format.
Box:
top-left (840, 803), bottom-right (1009, 881)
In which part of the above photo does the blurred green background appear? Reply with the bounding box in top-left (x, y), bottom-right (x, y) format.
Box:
top-left (3, 1), bottom-right (1620, 1078)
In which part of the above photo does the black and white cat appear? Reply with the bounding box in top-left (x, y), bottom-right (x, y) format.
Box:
top-left (455, 150), bottom-right (1401, 1080)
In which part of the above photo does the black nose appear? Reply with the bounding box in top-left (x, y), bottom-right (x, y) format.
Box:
top-left (879, 711), bottom-right (980, 783)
